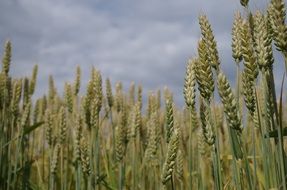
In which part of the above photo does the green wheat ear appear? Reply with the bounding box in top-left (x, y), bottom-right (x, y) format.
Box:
top-left (268, 0), bottom-right (287, 52)
top-left (176, 149), bottom-right (184, 181)
top-left (74, 114), bottom-right (83, 162)
top-left (240, 0), bottom-right (249, 7)
top-left (137, 84), bottom-right (143, 110)
top-left (198, 15), bottom-right (220, 70)
top-left (92, 68), bottom-right (103, 114)
top-left (45, 109), bottom-right (53, 147)
top-left (242, 71), bottom-right (256, 114)
top-left (232, 12), bottom-right (243, 64)
top-left (11, 79), bottom-right (22, 116)
top-left (161, 129), bottom-right (179, 185)
top-left (197, 130), bottom-right (208, 156)
top-left (29, 65), bottom-right (38, 95)
top-left (144, 112), bottom-right (158, 164)
top-left (80, 138), bottom-right (91, 176)
top-left (184, 58), bottom-right (197, 109)
top-left (241, 20), bottom-right (258, 82)
top-left (2, 40), bottom-right (11, 76)
top-left (48, 75), bottom-right (57, 103)
top-left (217, 71), bottom-right (242, 132)
top-left (105, 78), bottom-right (114, 108)
top-left (51, 144), bottom-right (60, 175)
top-left (199, 98), bottom-right (215, 145)
top-left (253, 11), bottom-right (274, 70)
top-left (74, 66), bottom-right (81, 96)
top-left (115, 82), bottom-right (124, 113)
top-left (196, 39), bottom-right (214, 101)
top-left (165, 93), bottom-right (174, 143)
top-left (20, 100), bottom-right (31, 127)
top-left (64, 83), bottom-right (73, 113)
top-left (129, 82), bottom-right (135, 106)
top-left (115, 124), bottom-right (125, 162)
top-left (115, 110), bottom-right (128, 161)
top-left (58, 106), bottom-right (67, 144)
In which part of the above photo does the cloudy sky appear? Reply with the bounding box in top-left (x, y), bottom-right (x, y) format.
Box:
top-left (0, 0), bottom-right (284, 106)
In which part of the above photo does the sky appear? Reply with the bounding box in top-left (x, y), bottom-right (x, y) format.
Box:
top-left (0, 0), bottom-right (285, 107)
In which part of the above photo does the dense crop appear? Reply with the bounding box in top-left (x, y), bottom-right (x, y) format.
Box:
top-left (1, 0), bottom-right (287, 189)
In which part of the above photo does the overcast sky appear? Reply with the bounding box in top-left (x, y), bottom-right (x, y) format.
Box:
top-left (0, 0), bottom-right (285, 106)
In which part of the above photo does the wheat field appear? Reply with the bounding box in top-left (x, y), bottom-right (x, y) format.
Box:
top-left (1, 0), bottom-right (287, 189)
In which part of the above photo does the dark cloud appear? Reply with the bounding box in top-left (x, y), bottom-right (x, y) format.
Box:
top-left (0, 0), bottom-right (283, 107)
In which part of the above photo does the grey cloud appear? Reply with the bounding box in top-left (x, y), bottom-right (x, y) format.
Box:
top-left (0, 0), bottom-right (281, 107)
